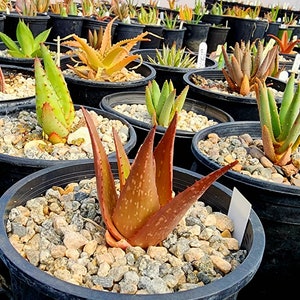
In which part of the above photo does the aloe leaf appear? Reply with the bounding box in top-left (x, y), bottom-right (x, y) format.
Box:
top-left (150, 80), bottom-right (160, 109)
top-left (170, 85), bottom-right (189, 121)
top-left (33, 28), bottom-right (51, 52)
top-left (128, 160), bottom-right (238, 248)
top-left (112, 127), bottom-right (131, 188)
top-left (7, 50), bottom-right (26, 58)
top-left (112, 126), bottom-right (160, 239)
top-left (16, 20), bottom-right (34, 57)
top-left (145, 83), bottom-right (156, 117)
top-left (82, 107), bottom-right (123, 241)
top-left (0, 33), bottom-right (20, 52)
top-left (40, 44), bottom-right (75, 127)
top-left (158, 89), bottom-right (176, 127)
top-left (153, 113), bottom-right (177, 206)
top-left (156, 80), bottom-right (170, 118)
top-left (267, 88), bottom-right (281, 139)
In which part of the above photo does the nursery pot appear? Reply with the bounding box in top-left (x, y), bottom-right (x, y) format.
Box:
top-left (0, 160), bottom-right (265, 299)
top-left (63, 61), bottom-right (156, 108)
top-left (206, 26), bottom-right (230, 54)
top-left (81, 18), bottom-right (117, 41)
top-left (4, 13), bottom-right (50, 40)
top-left (191, 121), bottom-right (300, 299)
top-left (161, 27), bottom-right (187, 49)
top-left (182, 22), bottom-right (211, 53)
top-left (0, 104), bottom-right (137, 196)
top-left (131, 48), bottom-right (217, 93)
top-left (139, 24), bottom-right (164, 49)
top-left (183, 69), bottom-right (286, 121)
top-left (99, 91), bottom-right (234, 169)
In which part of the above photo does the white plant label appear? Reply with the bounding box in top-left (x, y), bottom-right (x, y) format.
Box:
top-left (291, 53), bottom-right (300, 73)
top-left (197, 42), bottom-right (207, 68)
top-left (228, 187), bottom-right (252, 246)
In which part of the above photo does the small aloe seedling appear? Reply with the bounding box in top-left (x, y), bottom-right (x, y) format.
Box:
top-left (82, 107), bottom-right (237, 249)
top-left (0, 19), bottom-right (51, 58)
top-left (222, 40), bottom-right (279, 96)
top-left (255, 72), bottom-right (300, 166)
top-left (145, 79), bottom-right (189, 127)
top-left (35, 43), bottom-right (75, 144)
top-left (268, 30), bottom-right (300, 54)
top-left (63, 17), bottom-right (150, 81)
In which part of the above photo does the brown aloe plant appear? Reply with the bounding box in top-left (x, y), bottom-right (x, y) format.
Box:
top-left (268, 30), bottom-right (300, 54)
top-left (255, 72), bottom-right (300, 166)
top-left (221, 40), bottom-right (280, 96)
top-left (145, 79), bottom-right (189, 127)
top-left (63, 17), bottom-right (150, 82)
top-left (35, 43), bottom-right (75, 144)
top-left (82, 108), bottom-right (237, 249)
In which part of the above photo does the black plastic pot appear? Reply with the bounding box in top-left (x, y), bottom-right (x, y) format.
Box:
top-left (224, 16), bottom-right (269, 48)
top-left (113, 21), bottom-right (145, 50)
top-left (3, 13), bottom-right (50, 40)
top-left (0, 104), bottom-right (137, 196)
top-left (201, 14), bottom-right (226, 26)
top-left (206, 26), bottom-right (230, 54)
top-left (161, 27), bottom-right (186, 49)
top-left (131, 48), bottom-right (217, 93)
top-left (0, 64), bottom-right (35, 108)
top-left (0, 13), bottom-right (5, 32)
top-left (182, 22), bottom-right (211, 52)
top-left (0, 42), bottom-right (72, 68)
top-left (191, 121), bottom-right (300, 299)
top-left (140, 24), bottom-right (164, 49)
top-left (0, 160), bottom-right (265, 299)
top-left (47, 14), bottom-right (84, 42)
top-left (264, 22), bottom-right (280, 43)
top-left (183, 69), bottom-right (286, 121)
top-left (100, 91), bottom-right (234, 169)
top-left (63, 60), bottom-right (156, 108)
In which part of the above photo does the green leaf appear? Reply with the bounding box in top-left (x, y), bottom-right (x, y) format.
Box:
top-left (0, 32), bottom-right (20, 52)
top-left (158, 89), bottom-right (176, 127)
top-left (16, 20), bottom-right (34, 57)
top-left (156, 80), bottom-right (170, 118)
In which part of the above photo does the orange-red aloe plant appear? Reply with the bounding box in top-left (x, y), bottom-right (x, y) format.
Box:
top-left (82, 107), bottom-right (237, 249)
top-left (268, 30), bottom-right (300, 54)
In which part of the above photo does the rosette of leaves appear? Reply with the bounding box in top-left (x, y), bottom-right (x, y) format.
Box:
top-left (35, 43), bottom-right (75, 144)
top-left (82, 107), bottom-right (237, 249)
top-left (145, 79), bottom-right (189, 127)
top-left (221, 40), bottom-right (280, 96)
top-left (255, 72), bottom-right (300, 166)
top-left (63, 17), bottom-right (150, 82)
top-left (268, 30), bottom-right (300, 54)
top-left (0, 19), bottom-right (51, 58)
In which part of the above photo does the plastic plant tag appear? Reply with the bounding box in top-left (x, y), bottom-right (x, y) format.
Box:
top-left (291, 53), bottom-right (300, 73)
top-left (197, 42), bottom-right (207, 68)
top-left (227, 187), bottom-right (252, 246)
top-left (279, 70), bottom-right (289, 81)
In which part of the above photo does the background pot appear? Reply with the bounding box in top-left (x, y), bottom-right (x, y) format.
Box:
top-left (0, 64), bottom-right (35, 108)
top-left (182, 22), bottom-right (211, 52)
top-left (191, 121), bottom-right (300, 299)
top-left (4, 13), bottom-right (50, 40)
top-left (206, 26), bottom-right (230, 54)
top-left (183, 69), bottom-right (286, 121)
top-left (0, 42), bottom-right (72, 68)
top-left (100, 91), bottom-right (234, 169)
top-left (0, 104), bottom-right (137, 196)
top-left (0, 160), bottom-right (265, 300)
top-left (132, 48), bottom-right (217, 93)
top-left (139, 24), bottom-right (164, 49)
top-left (63, 60), bottom-right (156, 108)
top-left (161, 27), bottom-right (187, 49)
top-left (47, 14), bottom-right (84, 42)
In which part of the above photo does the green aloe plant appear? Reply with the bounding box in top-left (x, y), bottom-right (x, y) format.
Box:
top-left (0, 19), bottom-right (51, 58)
top-left (255, 72), bottom-right (300, 166)
top-left (35, 43), bottom-right (75, 144)
top-left (145, 79), bottom-right (189, 127)
top-left (82, 107), bottom-right (237, 249)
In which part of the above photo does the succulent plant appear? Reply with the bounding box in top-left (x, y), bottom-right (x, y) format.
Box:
top-left (268, 30), bottom-right (300, 54)
top-left (82, 107), bottom-right (237, 249)
top-left (147, 43), bottom-right (197, 68)
top-left (221, 40), bottom-right (280, 96)
top-left (145, 79), bottom-right (189, 127)
top-left (255, 72), bottom-right (300, 166)
top-left (63, 17), bottom-right (150, 82)
top-left (0, 19), bottom-right (51, 58)
top-left (35, 43), bottom-right (75, 144)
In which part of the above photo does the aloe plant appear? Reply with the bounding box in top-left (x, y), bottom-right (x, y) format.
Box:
top-left (147, 43), bottom-right (197, 68)
top-left (221, 40), bottom-right (280, 96)
top-left (145, 79), bottom-right (189, 127)
top-left (255, 72), bottom-right (300, 166)
top-left (82, 107), bottom-right (237, 249)
top-left (63, 17), bottom-right (150, 81)
top-left (268, 30), bottom-right (300, 54)
top-left (0, 19), bottom-right (51, 58)
top-left (35, 43), bottom-right (75, 144)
